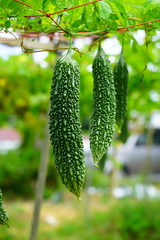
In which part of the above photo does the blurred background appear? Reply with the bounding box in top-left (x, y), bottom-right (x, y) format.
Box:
top-left (0, 29), bottom-right (160, 240)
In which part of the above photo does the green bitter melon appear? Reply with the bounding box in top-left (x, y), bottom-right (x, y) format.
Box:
top-left (113, 50), bottom-right (128, 129)
top-left (49, 42), bottom-right (85, 199)
top-left (118, 115), bottom-right (129, 143)
top-left (98, 152), bottom-right (108, 172)
top-left (0, 190), bottom-right (9, 227)
top-left (90, 46), bottom-right (116, 166)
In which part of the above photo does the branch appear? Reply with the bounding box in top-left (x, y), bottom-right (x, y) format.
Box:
top-left (7, 30), bottom-right (24, 52)
top-left (13, 0), bottom-right (31, 8)
top-left (2, 18), bottom-right (160, 38)
top-left (48, 16), bottom-right (68, 34)
top-left (24, 0), bottom-right (101, 18)
top-left (14, 0), bottom-right (68, 34)
top-left (118, 19), bottom-right (160, 31)
top-left (23, 47), bottom-right (78, 54)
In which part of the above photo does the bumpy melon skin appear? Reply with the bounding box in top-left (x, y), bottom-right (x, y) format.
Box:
top-left (90, 46), bottom-right (116, 165)
top-left (0, 190), bottom-right (9, 227)
top-left (113, 51), bottom-right (128, 129)
top-left (49, 52), bottom-right (85, 198)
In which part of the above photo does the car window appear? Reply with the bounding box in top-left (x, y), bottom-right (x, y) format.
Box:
top-left (153, 129), bottom-right (160, 145)
top-left (135, 129), bottom-right (160, 146)
top-left (135, 133), bottom-right (147, 146)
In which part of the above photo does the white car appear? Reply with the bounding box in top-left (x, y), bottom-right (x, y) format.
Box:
top-left (117, 128), bottom-right (160, 174)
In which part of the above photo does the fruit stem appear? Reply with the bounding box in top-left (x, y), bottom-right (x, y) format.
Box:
top-left (67, 36), bottom-right (72, 54)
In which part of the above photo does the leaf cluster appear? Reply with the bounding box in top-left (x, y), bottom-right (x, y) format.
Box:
top-left (0, 0), bottom-right (160, 36)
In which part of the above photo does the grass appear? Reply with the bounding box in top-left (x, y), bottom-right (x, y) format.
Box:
top-left (1, 190), bottom-right (160, 240)
top-left (1, 170), bottom-right (160, 240)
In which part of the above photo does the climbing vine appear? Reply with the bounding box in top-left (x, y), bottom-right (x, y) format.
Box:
top-left (0, 0), bottom-right (160, 54)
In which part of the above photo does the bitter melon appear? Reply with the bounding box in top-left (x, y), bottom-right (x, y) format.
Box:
top-left (119, 116), bottom-right (129, 143)
top-left (113, 50), bottom-right (128, 129)
top-left (0, 190), bottom-right (9, 227)
top-left (49, 42), bottom-right (85, 199)
top-left (98, 152), bottom-right (108, 172)
top-left (90, 46), bottom-right (116, 166)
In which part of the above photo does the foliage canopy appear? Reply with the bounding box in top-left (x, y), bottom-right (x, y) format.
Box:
top-left (0, 0), bottom-right (160, 38)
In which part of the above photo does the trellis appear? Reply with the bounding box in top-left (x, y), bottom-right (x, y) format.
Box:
top-left (1, 0), bottom-right (160, 54)
top-left (0, 1), bottom-right (160, 240)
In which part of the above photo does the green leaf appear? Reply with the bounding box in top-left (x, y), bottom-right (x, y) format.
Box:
top-left (51, 0), bottom-right (79, 9)
top-left (143, 0), bottom-right (154, 8)
top-left (109, 13), bottom-right (118, 20)
top-left (132, 38), bottom-right (138, 52)
top-left (42, 0), bottom-right (50, 9)
top-left (88, 11), bottom-right (98, 31)
top-left (81, 6), bottom-right (88, 23)
top-left (107, 0), bottom-right (128, 26)
top-left (143, 0), bottom-right (160, 21)
top-left (112, 0), bottom-right (128, 19)
top-left (104, 19), bottom-right (117, 29)
top-left (69, 5), bottom-right (83, 28)
top-left (32, 0), bottom-right (43, 10)
top-left (81, 6), bottom-right (92, 30)
top-left (8, 1), bottom-right (26, 13)
top-left (5, 20), bottom-right (11, 28)
top-left (1, 0), bottom-right (12, 7)
top-left (98, 1), bottom-right (112, 19)
top-left (71, 20), bottom-right (81, 32)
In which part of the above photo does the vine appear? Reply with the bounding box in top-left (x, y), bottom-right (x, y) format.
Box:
top-left (0, 0), bottom-right (159, 65)
top-left (0, 0), bottom-right (160, 39)
top-left (23, 0), bottom-right (102, 18)
top-left (140, 26), bottom-right (150, 86)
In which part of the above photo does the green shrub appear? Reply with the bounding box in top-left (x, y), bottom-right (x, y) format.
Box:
top-left (0, 148), bottom-right (40, 197)
top-left (91, 199), bottom-right (160, 240)
top-left (0, 147), bottom-right (59, 198)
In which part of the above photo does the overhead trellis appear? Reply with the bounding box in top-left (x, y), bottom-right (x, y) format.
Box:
top-left (0, 0), bottom-right (160, 53)
top-left (1, 1), bottom-right (160, 240)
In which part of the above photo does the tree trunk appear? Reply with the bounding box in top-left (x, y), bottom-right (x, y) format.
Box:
top-left (29, 114), bottom-right (50, 240)
top-left (109, 146), bottom-right (118, 199)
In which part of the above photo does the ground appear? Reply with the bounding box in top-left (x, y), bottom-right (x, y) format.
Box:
top-left (1, 193), bottom-right (110, 240)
